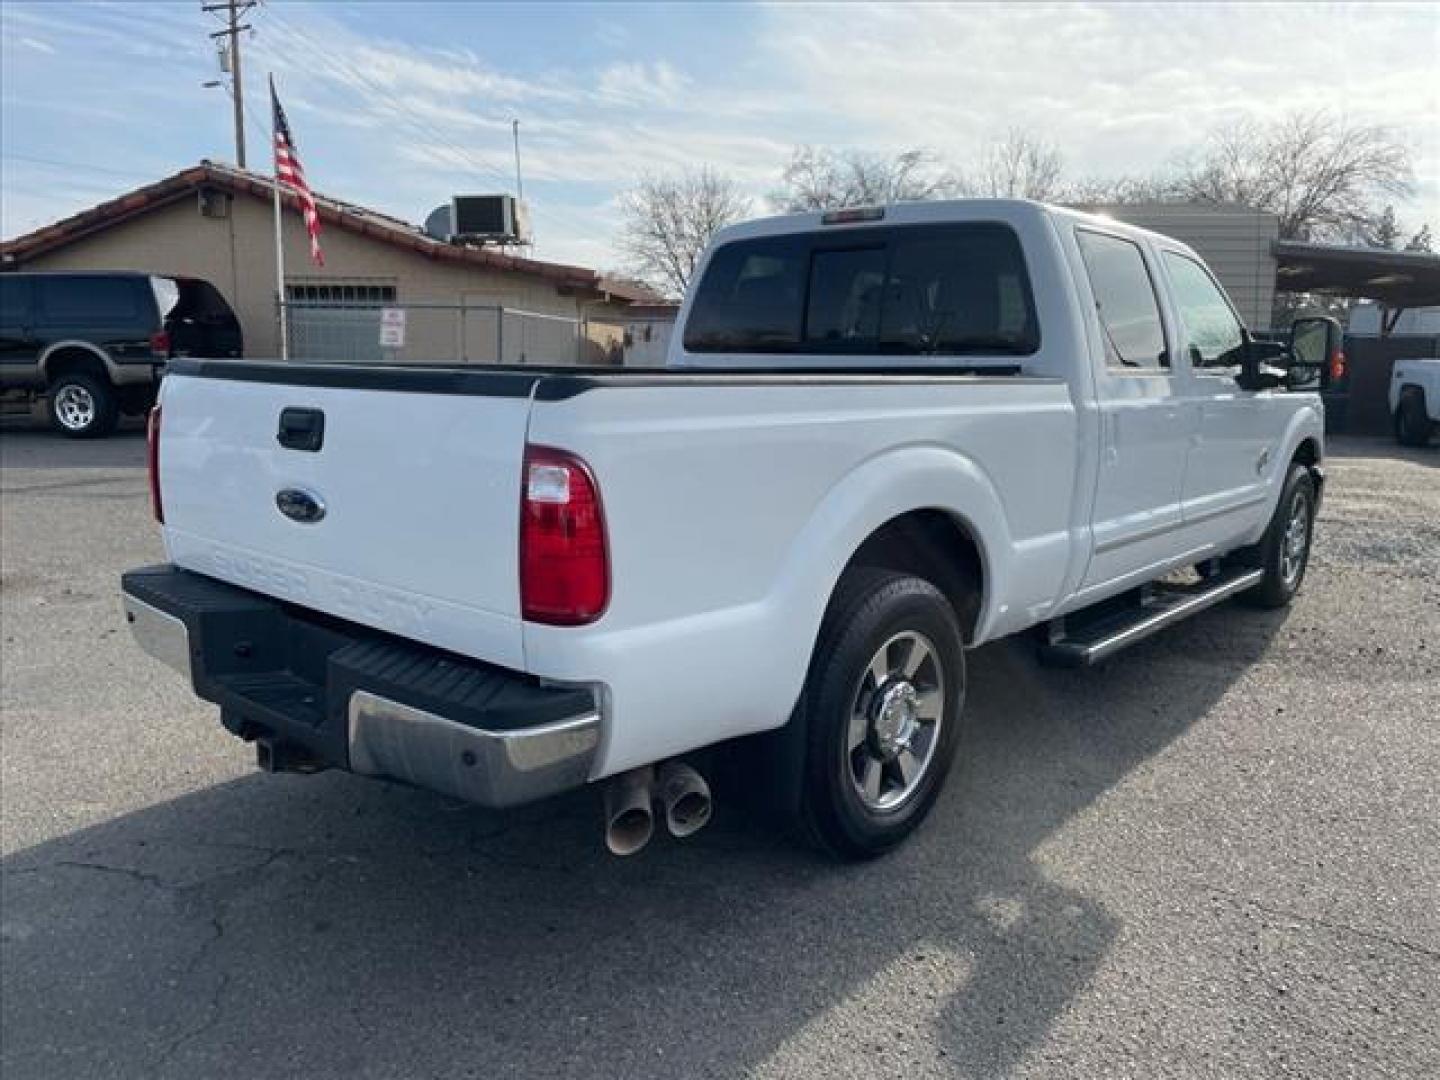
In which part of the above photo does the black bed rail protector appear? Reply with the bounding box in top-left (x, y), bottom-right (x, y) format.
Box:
top-left (164, 357), bottom-right (1042, 402)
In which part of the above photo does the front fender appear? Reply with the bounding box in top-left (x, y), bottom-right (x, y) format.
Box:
top-left (1273, 401), bottom-right (1324, 481)
top-left (1251, 400), bottom-right (1324, 539)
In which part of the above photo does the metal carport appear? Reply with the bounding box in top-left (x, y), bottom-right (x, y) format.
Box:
top-left (1274, 241), bottom-right (1440, 334)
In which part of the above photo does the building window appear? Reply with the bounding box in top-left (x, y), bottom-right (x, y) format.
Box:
top-left (286, 281), bottom-right (397, 304)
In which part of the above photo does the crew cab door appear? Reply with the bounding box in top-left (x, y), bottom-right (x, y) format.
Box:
top-left (1160, 250), bottom-right (1276, 542)
top-left (1073, 227), bottom-right (1192, 589)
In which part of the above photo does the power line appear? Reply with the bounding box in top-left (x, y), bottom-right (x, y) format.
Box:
top-left (0, 152), bottom-right (163, 180)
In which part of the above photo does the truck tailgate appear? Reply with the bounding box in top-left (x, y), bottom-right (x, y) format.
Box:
top-left (157, 366), bottom-right (532, 670)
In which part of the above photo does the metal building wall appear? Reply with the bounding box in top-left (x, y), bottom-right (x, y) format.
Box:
top-left (1082, 203), bottom-right (1280, 328)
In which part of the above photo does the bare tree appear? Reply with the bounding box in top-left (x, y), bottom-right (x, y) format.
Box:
top-left (618, 168), bottom-right (751, 298)
top-left (970, 129), bottom-right (1065, 200)
top-left (1358, 204), bottom-right (1404, 248)
top-left (1059, 172), bottom-right (1180, 206)
top-left (1173, 110), bottom-right (1412, 241)
top-left (772, 146), bottom-right (960, 212)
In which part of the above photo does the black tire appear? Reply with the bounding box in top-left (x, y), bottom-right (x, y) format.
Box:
top-left (795, 567), bottom-right (967, 860)
top-left (47, 372), bottom-right (118, 439)
top-left (1238, 463), bottom-right (1316, 609)
top-left (1394, 390), bottom-right (1432, 447)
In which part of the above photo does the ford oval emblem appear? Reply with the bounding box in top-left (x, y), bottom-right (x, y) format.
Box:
top-left (276, 487), bottom-right (326, 524)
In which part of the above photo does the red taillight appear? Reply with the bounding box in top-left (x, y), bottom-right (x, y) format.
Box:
top-left (520, 445), bottom-right (609, 625)
top-left (149, 330), bottom-right (171, 358)
top-left (1329, 348), bottom-right (1347, 383)
top-left (146, 405), bottom-right (163, 523)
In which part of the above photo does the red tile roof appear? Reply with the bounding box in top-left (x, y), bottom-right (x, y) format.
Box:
top-left (0, 161), bottom-right (658, 304)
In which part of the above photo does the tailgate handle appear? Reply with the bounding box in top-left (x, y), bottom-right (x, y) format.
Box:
top-left (277, 408), bottom-right (324, 452)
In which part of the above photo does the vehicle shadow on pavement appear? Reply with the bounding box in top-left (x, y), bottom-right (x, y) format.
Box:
top-left (1, 608), bottom-right (1285, 1079)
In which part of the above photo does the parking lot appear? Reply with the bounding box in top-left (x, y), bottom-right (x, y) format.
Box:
top-left (1, 423), bottom-right (1436, 1079)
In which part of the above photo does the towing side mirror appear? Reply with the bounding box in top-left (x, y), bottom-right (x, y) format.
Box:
top-left (1288, 316), bottom-right (1345, 391)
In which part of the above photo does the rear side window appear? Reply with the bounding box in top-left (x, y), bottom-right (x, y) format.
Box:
top-left (37, 276), bottom-right (146, 325)
top-left (0, 277), bottom-right (30, 325)
top-left (684, 223), bottom-right (1038, 356)
top-left (1075, 230), bottom-right (1168, 369)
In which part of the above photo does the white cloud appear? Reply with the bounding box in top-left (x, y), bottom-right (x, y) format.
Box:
top-left (4, 0), bottom-right (1436, 267)
top-left (595, 61), bottom-right (691, 107)
top-left (755, 1), bottom-right (1439, 221)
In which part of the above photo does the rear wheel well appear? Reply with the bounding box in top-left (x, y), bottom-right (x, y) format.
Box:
top-left (1292, 437), bottom-right (1319, 469)
top-left (44, 348), bottom-right (111, 386)
top-left (845, 510), bottom-right (984, 644)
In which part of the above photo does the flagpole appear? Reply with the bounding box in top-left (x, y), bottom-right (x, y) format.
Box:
top-left (270, 73), bottom-right (289, 361)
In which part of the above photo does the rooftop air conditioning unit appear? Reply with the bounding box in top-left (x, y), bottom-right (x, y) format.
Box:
top-left (423, 195), bottom-right (531, 245)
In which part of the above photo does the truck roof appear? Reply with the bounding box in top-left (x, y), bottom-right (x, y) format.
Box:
top-left (714, 198), bottom-right (1203, 261)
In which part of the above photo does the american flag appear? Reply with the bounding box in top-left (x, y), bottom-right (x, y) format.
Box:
top-left (270, 79), bottom-right (324, 267)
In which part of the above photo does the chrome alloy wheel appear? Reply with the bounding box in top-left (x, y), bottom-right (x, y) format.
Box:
top-left (53, 384), bottom-right (97, 432)
top-left (847, 630), bottom-right (945, 813)
top-left (1280, 488), bottom-right (1311, 586)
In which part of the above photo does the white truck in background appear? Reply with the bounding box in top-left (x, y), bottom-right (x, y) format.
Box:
top-left (122, 200), bottom-right (1334, 859)
top-left (1391, 357), bottom-right (1440, 446)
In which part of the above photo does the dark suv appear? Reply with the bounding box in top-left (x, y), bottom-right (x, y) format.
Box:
top-left (0, 272), bottom-right (242, 437)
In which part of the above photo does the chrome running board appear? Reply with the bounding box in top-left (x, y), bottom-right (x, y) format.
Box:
top-left (1039, 567), bottom-right (1264, 667)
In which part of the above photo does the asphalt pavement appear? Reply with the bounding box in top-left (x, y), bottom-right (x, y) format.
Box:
top-left (2, 420), bottom-right (1437, 1079)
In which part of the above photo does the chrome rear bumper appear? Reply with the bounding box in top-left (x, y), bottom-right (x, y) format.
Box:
top-left (121, 565), bottom-right (599, 809)
top-left (348, 692), bottom-right (600, 808)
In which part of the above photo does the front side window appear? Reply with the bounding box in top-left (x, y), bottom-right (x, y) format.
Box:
top-left (1162, 252), bottom-right (1245, 368)
top-left (683, 223), bottom-right (1039, 356)
top-left (1076, 230), bottom-right (1168, 370)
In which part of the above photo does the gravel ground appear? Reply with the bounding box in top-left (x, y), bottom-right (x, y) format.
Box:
top-left (2, 424), bottom-right (1437, 1079)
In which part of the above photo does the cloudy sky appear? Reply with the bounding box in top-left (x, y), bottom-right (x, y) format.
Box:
top-left (2, 1), bottom-right (1437, 270)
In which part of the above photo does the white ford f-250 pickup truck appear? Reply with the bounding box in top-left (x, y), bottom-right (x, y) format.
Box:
top-left (122, 200), bottom-right (1334, 859)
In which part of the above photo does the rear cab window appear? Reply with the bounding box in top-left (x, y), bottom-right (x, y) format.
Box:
top-left (683, 223), bottom-right (1039, 358)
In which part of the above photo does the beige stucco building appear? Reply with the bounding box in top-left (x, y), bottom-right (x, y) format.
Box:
top-left (1, 162), bottom-right (654, 364)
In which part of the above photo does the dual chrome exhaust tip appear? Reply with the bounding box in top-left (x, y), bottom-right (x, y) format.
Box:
top-left (602, 760), bottom-right (713, 856)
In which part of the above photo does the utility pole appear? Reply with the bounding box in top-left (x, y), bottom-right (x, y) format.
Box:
top-left (512, 119), bottom-right (524, 200)
top-left (203, 1), bottom-right (255, 168)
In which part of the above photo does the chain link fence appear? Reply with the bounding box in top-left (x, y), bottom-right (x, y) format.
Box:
top-left (281, 300), bottom-right (677, 368)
